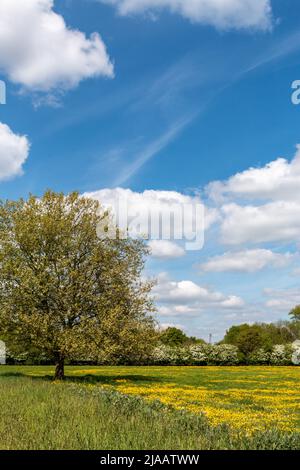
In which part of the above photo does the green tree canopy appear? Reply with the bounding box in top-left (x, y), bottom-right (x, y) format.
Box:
top-left (223, 322), bottom-right (295, 359)
top-left (159, 327), bottom-right (190, 347)
top-left (159, 327), bottom-right (205, 347)
top-left (289, 305), bottom-right (300, 322)
top-left (0, 191), bottom-right (156, 379)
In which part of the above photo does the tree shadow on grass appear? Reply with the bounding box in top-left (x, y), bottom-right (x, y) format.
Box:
top-left (0, 371), bottom-right (25, 378)
top-left (66, 374), bottom-right (163, 386)
top-left (0, 371), bottom-right (164, 386)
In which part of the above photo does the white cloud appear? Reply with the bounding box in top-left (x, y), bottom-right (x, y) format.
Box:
top-left (158, 279), bottom-right (217, 303)
top-left (220, 201), bottom-right (300, 245)
top-left (159, 323), bottom-right (186, 331)
top-left (221, 296), bottom-right (245, 308)
top-left (85, 187), bottom-right (218, 249)
top-left (87, 187), bottom-right (200, 208)
top-left (149, 240), bottom-right (185, 259)
top-left (154, 272), bottom-right (244, 308)
top-left (158, 305), bottom-right (198, 316)
top-left (291, 267), bottom-right (300, 277)
top-left (0, 0), bottom-right (113, 93)
top-left (208, 146), bottom-right (300, 203)
top-left (206, 146), bottom-right (300, 245)
top-left (154, 273), bottom-right (245, 337)
top-left (0, 122), bottom-right (30, 180)
top-left (113, 114), bottom-right (195, 186)
top-left (264, 287), bottom-right (300, 312)
top-left (100, 0), bottom-right (272, 31)
top-left (200, 249), bottom-right (292, 273)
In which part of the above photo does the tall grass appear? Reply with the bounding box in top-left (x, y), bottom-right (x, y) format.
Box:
top-left (0, 375), bottom-right (299, 450)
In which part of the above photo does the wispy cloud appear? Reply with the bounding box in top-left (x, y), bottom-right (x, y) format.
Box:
top-left (97, 51), bottom-right (239, 185)
top-left (129, 55), bottom-right (205, 116)
top-left (83, 28), bottom-right (300, 187)
top-left (245, 30), bottom-right (300, 75)
top-left (113, 112), bottom-right (196, 186)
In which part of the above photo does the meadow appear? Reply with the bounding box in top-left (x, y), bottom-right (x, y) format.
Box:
top-left (0, 365), bottom-right (299, 450)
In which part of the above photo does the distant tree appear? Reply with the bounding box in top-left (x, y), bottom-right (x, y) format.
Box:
top-left (288, 321), bottom-right (300, 339)
top-left (235, 329), bottom-right (263, 358)
top-left (289, 305), bottom-right (300, 322)
top-left (160, 327), bottom-right (189, 347)
top-left (0, 191), bottom-right (156, 379)
top-left (159, 327), bottom-right (205, 347)
top-left (187, 336), bottom-right (206, 345)
top-left (223, 324), bottom-right (266, 359)
top-left (223, 325), bottom-right (247, 346)
top-left (223, 321), bottom-right (297, 359)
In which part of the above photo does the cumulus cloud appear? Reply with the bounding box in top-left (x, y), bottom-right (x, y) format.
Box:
top-left (156, 278), bottom-right (219, 303)
top-left (149, 240), bottom-right (185, 259)
top-left (221, 296), bottom-right (245, 308)
top-left (220, 201), bottom-right (300, 245)
top-left (264, 287), bottom-right (300, 312)
top-left (0, 122), bottom-right (30, 180)
top-left (207, 145), bottom-right (300, 203)
top-left (154, 272), bottom-right (244, 309)
top-left (206, 146), bottom-right (300, 245)
top-left (85, 187), bottom-right (218, 250)
top-left (100, 0), bottom-right (272, 31)
top-left (158, 305), bottom-right (198, 317)
top-left (0, 0), bottom-right (113, 93)
top-left (200, 249), bottom-right (292, 273)
top-left (159, 323), bottom-right (186, 331)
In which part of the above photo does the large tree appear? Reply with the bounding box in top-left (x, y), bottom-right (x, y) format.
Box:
top-left (0, 191), bottom-right (156, 379)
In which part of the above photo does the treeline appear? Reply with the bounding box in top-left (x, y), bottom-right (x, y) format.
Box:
top-left (150, 342), bottom-right (298, 366)
top-left (4, 319), bottom-right (300, 366)
top-left (221, 319), bottom-right (300, 363)
top-left (3, 301), bottom-right (300, 367)
top-left (148, 319), bottom-right (300, 366)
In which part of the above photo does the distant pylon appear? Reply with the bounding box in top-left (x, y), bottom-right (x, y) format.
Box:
top-left (209, 333), bottom-right (212, 345)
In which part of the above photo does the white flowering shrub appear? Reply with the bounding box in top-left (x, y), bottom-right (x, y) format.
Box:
top-left (248, 344), bottom-right (298, 365)
top-left (189, 344), bottom-right (210, 365)
top-left (292, 341), bottom-right (300, 365)
top-left (270, 345), bottom-right (292, 365)
top-left (151, 345), bottom-right (192, 365)
top-left (208, 344), bottom-right (239, 365)
top-left (150, 341), bottom-right (300, 366)
top-left (151, 344), bottom-right (175, 365)
top-left (175, 347), bottom-right (192, 365)
top-left (151, 343), bottom-right (239, 365)
top-left (249, 348), bottom-right (270, 365)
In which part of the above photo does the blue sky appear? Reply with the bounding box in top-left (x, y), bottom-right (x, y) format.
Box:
top-left (1, 0), bottom-right (300, 340)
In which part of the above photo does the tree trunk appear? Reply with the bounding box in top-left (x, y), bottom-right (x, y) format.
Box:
top-left (54, 355), bottom-right (65, 380)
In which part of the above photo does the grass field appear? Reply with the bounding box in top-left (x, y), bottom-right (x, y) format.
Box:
top-left (0, 365), bottom-right (299, 450)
